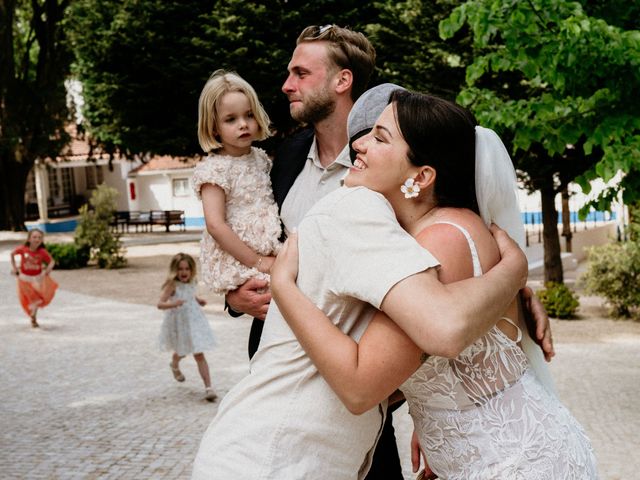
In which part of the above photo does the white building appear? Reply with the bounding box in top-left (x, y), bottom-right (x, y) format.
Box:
top-left (25, 126), bottom-right (205, 233)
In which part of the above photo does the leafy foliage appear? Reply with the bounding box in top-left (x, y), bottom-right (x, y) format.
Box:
top-left (74, 184), bottom-right (126, 269)
top-left (581, 240), bottom-right (640, 318)
top-left (67, 0), bottom-right (380, 155)
top-left (68, 0), bottom-right (213, 156)
top-left (48, 242), bottom-right (90, 269)
top-left (439, 0), bottom-right (640, 282)
top-left (440, 0), bottom-right (640, 206)
top-left (537, 282), bottom-right (580, 319)
top-left (364, 0), bottom-right (469, 100)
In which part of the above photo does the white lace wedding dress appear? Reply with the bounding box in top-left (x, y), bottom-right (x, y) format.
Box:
top-left (401, 222), bottom-right (599, 479)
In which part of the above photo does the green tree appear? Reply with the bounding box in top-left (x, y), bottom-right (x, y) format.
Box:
top-left (0, 0), bottom-right (72, 230)
top-left (68, 0), bottom-right (214, 156)
top-left (440, 0), bottom-right (640, 282)
top-left (365, 0), bottom-right (469, 100)
top-left (68, 0), bottom-right (380, 157)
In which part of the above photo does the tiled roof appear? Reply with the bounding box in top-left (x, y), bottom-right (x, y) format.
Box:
top-left (49, 124), bottom-right (201, 171)
top-left (43, 124), bottom-right (116, 163)
top-left (129, 155), bottom-right (201, 174)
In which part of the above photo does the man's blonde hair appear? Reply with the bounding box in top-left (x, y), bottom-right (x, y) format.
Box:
top-left (197, 70), bottom-right (272, 153)
top-left (296, 25), bottom-right (376, 101)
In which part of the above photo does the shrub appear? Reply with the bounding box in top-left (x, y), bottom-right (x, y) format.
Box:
top-left (581, 241), bottom-right (640, 318)
top-left (537, 282), bottom-right (580, 319)
top-left (74, 184), bottom-right (127, 269)
top-left (48, 242), bottom-right (90, 269)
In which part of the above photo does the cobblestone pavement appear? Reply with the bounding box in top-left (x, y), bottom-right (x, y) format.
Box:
top-left (1, 252), bottom-right (639, 479)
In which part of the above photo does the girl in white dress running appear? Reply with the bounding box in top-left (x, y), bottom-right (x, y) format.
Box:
top-left (271, 90), bottom-right (598, 479)
top-left (158, 253), bottom-right (217, 402)
top-left (192, 70), bottom-right (281, 295)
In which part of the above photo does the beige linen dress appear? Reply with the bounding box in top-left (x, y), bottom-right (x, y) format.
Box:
top-left (192, 187), bottom-right (440, 479)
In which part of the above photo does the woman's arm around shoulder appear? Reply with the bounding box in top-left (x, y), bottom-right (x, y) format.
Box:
top-left (380, 222), bottom-right (526, 358)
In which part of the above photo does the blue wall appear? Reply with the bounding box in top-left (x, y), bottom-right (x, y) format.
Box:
top-left (522, 210), bottom-right (616, 225)
top-left (27, 218), bottom-right (79, 233)
top-left (185, 217), bottom-right (205, 228)
top-left (27, 216), bottom-right (206, 233)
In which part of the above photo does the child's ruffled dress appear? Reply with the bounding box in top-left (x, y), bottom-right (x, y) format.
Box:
top-left (192, 147), bottom-right (282, 294)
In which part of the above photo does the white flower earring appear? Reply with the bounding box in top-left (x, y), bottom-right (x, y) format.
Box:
top-left (401, 178), bottom-right (420, 199)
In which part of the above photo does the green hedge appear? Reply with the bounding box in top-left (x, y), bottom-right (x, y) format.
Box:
top-left (48, 242), bottom-right (90, 269)
top-left (581, 241), bottom-right (640, 318)
top-left (537, 281), bottom-right (580, 319)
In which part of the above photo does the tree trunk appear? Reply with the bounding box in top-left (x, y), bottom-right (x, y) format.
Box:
top-left (540, 180), bottom-right (564, 283)
top-left (561, 186), bottom-right (572, 252)
top-left (628, 201), bottom-right (640, 242)
top-left (0, 0), bottom-right (70, 230)
top-left (0, 151), bottom-right (30, 230)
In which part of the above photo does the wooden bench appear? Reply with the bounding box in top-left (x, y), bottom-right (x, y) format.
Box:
top-left (111, 210), bottom-right (185, 233)
top-left (151, 210), bottom-right (186, 232)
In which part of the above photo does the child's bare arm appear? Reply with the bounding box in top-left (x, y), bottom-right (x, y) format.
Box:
top-left (44, 256), bottom-right (55, 275)
top-left (10, 251), bottom-right (19, 275)
top-left (157, 284), bottom-right (183, 310)
top-left (201, 183), bottom-right (275, 273)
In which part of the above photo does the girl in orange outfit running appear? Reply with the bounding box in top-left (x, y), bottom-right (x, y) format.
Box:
top-left (10, 229), bottom-right (58, 327)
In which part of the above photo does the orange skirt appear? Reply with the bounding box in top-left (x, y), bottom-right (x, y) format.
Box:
top-left (17, 274), bottom-right (58, 316)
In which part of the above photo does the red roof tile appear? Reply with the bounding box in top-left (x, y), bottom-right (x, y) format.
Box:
top-left (130, 155), bottom-right (201, 174)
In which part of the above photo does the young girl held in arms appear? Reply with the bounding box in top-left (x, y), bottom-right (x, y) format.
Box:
top-left (192, 70), bottom-right (281, 296)
top-left (11, 228), bottom-right (58, 328)
top-left (158, 253), bottom-right (217, 402)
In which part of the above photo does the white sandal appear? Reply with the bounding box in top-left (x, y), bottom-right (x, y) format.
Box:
top-left (204, 387), bottom-right (217, 402)
top-left (170, 363), bottom-right (185, 382)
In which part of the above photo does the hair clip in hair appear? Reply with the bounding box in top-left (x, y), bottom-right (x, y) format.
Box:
top-left (401, 178), bottom-right (420, 199)
top-left (317, 24), bottom-right (333, 35)
top-left (306, 24), bottom-right (335, 39)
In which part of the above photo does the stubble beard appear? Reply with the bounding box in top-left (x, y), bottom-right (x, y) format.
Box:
top-left (291, 89), bottom-right (336, 125)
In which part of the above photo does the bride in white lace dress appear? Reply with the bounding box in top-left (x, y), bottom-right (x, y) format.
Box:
top-left (271, 89), bottom-right (598, 479)
top-left (400, 222), bottom-right (596, 479)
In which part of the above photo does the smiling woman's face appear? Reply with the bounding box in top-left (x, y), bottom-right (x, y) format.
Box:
top-left (344, 103), bottom-right (414, 198)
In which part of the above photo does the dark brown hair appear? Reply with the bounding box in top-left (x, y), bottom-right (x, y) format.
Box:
top-left (391, 90), bottom-right (479, 214)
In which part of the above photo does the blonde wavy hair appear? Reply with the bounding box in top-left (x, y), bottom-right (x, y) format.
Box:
top-left (197, 69), bottom-right (272, 153)
top-left (162, 252), bottom-right (197, 290)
